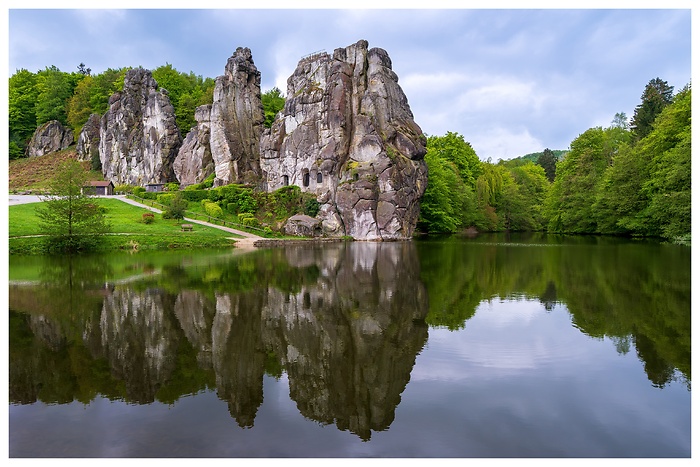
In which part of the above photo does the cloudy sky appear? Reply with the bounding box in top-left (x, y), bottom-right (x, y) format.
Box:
top-left (5, 2), bottom-right (693, 160)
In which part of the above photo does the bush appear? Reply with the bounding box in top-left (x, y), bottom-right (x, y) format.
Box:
top-left (304, 198), bottom-right (320, 217)
top-left (115, 184), bottom-right (133, 194)
top-left (165, 182), bottom-right (180, 192)
top-left (157, 193), bottom-right (175, 206)
top-left (238, 192), bottom-right (258, 214)
top-left (182, 189), bottom-right (210, 202)
top-left (203, 200), bottom-right (224, 218)
top-left (238, 213), bottom-right (259, 227)
top-left (141, 212), bottom-right (155, 224)
top-left (187, 173), bottom-right (216, 190)
top-left (161, 192), bottom-right (188, 219)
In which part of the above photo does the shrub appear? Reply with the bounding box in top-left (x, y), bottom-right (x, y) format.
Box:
top-left (238, 192), bottom-right (258, 214)
top-left (203, 200), bottom-right (224, 218)
top-left (238, 213), bottom-right (259, 227)
top-left (142, 212), bottom-right (155, 224)
top-left (157, 193), bottom-right (175, 206)
top-left (115, 184), bottom-right (133, 194)
top-left (165, 182), bottom-right (180, 192)
top-left (182, 189), bottom-right (210, 202)
top-left (162, 192), bottom-right (188, 219)
top-left (304, 198), bottom-right (320, 217)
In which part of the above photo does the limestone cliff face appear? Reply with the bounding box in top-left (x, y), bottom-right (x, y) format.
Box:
top-left (98, 68), bottom-right (182, 185)
top-left (260, 40), bottom-right (428, 240)
top-left (26, 120), bottom-right (73, 157)
top-left (76, 113), bottom-right (101, 163)
top-left (175, 47), bottom-right (264, 187)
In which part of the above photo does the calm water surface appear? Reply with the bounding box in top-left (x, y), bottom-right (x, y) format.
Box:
top-left (8, 234), bottom-right (691, 457)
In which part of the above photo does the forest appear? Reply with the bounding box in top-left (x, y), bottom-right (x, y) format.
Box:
top-left (8, 64), bottom-right (691, 243)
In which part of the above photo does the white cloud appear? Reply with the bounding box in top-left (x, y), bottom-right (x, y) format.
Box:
top-left (468, 126), bottom-right (544, 161)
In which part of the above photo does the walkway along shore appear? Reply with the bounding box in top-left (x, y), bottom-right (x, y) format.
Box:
top-left (8, 194), bottom-right (347, 249)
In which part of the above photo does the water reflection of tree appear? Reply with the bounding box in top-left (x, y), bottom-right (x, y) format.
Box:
top-left (8, 242), bottom-right (430, 439)
top-left (416, 234), bottom-right (691, 389)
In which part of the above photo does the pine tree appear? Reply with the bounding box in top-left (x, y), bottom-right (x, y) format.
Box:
top-left (630, 78), bottom-right (674, 139)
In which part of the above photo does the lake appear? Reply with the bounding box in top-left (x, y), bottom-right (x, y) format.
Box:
top-left (8, 234), bottom-right (691, 457)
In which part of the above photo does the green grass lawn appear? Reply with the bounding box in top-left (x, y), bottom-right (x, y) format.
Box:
top-left (9, 198), bottom-right (243, 254)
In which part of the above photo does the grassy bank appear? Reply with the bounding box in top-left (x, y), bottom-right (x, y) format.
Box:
top-left (9, 198), bottom-right (240, 255)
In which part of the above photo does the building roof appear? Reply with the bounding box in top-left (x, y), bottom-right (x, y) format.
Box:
top-left (86, 181), bottom-right (114, 187)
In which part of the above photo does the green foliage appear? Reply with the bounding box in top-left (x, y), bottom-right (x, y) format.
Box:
top-left (238, 212), bottom-right (259, 227)
top-left (427, 132), bottom-right (482, 187)
top-left (35, 160), bottom-right (111, 253)
top-left (592, 85), bottom-right (690, 239)
top-left (181, 189), bottom-right (210, 202)
top-left (141, 212), bottom-right (155, 224)
top-left (304, 198), bottom-right (321, 217)
top-left (261, 87), bottom-right (286, 128)
top-left (35, 66), bottom-right (79, 127)
top-left (638, 85), bottom-right (691, 238)
top-left (270, 185), bottom-right (305, 219)
top-left (202, 200), bottom-right (224, 219)
top-left (631, 78), bottom-right (674, 139)
top-left (161, 192), bottom-right (188, 220)
top-left (536, 148), bottom-right (557, 182)
top-left (156, 193), bottom-right (176, 205)
top-left (419, 132), bottom-right (480, 233)
top-left (419, 150), bottom-right (469, 233)
top-left (186, 172), bottom-right (216, 190)
top-left (153, 64), bottom-right (215, 137)
top-left (9, 69), bottom-right (39, 157)
top-left (544, 127), bottom-right (617, 233)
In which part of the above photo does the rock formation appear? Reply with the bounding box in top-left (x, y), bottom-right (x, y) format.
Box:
top-left (173, 105), bottom-right (214, 186)
top-left (76, 113), bottom-right (101, 163)
top-left (174, 47), bottom-right (264, 187)
top-left (98, 68), bottom-right (182, 186)
top-left (260, 40), bottom-right (428, 240)
top-left (284, 214), bottom-right (323, 237)
top-left (80, 40), bottom-right (426, 240)
top-left (25, 120), bottom-right (73, 157)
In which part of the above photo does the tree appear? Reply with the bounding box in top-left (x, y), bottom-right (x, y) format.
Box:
top-left (67, 74), bottom-right (94, 132)
top-left (640, 85), bottom-right (691, 239)
top-left (630, 78), bottom-right (674, 139)
top-left (418, 133), bottom-right (481, 233)
top-left (162, 192), bottom-right (188, 220)
top-left (261, 87), bottom-right (286, 128)
top-left (35, 66), bottom-right (78, 126)
top-left (544, 127), bottom-right (611, 233)
top-left (536, 148), bottom-right (557, 182)
top-left (77, 62), bottom-right (91, 76)
top-left (9, 69), bottom-right (39, 158)
top-left (427, 132), bottom-right (482, 187)
top-left (37, 160), bottom-right (110, 253)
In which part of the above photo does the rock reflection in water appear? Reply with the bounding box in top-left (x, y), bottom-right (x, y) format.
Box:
top-left (9, 242), bottom-right (429, 440)
top-left (263, 243), bottom-right (429, 440)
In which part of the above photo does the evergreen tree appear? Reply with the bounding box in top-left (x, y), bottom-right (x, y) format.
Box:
top-left (630, 78), bottom-right (674, 139)
top-left (37, 160), bottom-right (111, 253)
top-left (536, 148), bottom-right (557, 182)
